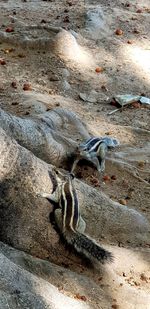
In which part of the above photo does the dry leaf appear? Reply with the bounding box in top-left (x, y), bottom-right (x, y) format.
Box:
top-left (115, 29), bottom-right (123, 35)
top-left (127, 40), bottom-right (133, 44)
top-left (18, 53), bottom-right (26, 58)
top-left (111, 175), bottom-right (117, 180)
top-left (0, 58), bottom-right (6, 65)
top-left (112, 304), bottom-right (119, 309)
top-left (132, 102), bottom-right (141, 108)
top-left (133, 28), bottom-right (140, 34)
top-left (23, 83), bottom-right (32, 91)
top-left (140, 273), bottom-right (148, 282)
top-left (63, 16), bottom-right (70, 23)
top-left (95, 67), bottom-right (104, 73)
top-left (103, 175), bottom-right (111, 181)
top-left (3, 48), bottom-right (14, 54)
top-left (74, 293), bottom-right (87, 302)
top-left (5, 27), bottom-right (14, 33)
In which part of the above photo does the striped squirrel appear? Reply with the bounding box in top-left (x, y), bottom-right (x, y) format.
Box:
top-left (71, 136), bottom-right (119, 175)
top-left (38, 169), bottom-right (113, 263)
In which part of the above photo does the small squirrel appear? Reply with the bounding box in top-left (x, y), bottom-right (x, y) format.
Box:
top-left (38, 169), bottom-right (113, 263)
top-left (71, 137), bottom-right (119, 175)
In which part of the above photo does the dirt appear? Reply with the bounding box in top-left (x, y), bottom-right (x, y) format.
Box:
top-left (0, 1), bottom-right (150, 308)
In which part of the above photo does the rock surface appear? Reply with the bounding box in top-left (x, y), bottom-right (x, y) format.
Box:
top-left (0, 242), bottom-right (149, 309)
top-left (0, 0), bottom-right (150, 308)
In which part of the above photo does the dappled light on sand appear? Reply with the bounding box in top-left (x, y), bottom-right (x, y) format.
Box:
top-left (104, 246), bottom-right (150, 308)
top-left (123, 45), bottom-right (150, 82)
top-left (53, 30), bottom-right (95, 70)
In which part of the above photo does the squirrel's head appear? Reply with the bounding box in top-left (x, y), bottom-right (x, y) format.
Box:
top-left (54, 168), bottom-right (75, 183)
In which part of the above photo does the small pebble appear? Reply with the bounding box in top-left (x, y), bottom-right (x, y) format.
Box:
top-left (138, 161), bottom-right (145, 168)
top-left (119, 199), bottom-right (127, 206)
top-left (111, 175), bottom-right (117, 180)
top-left (23, 83), bottom-right (32, 91)
top-left (11, 81), bottom-right (17, 88)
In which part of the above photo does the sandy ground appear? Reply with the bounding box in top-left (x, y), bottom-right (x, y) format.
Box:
top-left (0, 1), bottom-right (150, 308)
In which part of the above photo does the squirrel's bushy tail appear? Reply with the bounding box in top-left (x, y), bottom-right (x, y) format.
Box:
top-left (63, 230), bottom-right (113, 263)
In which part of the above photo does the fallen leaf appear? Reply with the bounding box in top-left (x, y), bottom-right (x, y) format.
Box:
top-left (145, 8), bottom-right (150, 13)
top-left (133, 28), bottom-right (140, 34)
top-left (110, 99), bottom-right (118, 107)
top-left (11, 102), bottom-right (19, 105)
top-left (5, 27), bottom-right (14, 33)
top-left (126, 191), bottom-right (134, 200)
top-left (18, 53), bottom-right (26, 58)
top-left (127, 40), bottom-right (133, 44)
top-left (3, 47), bottom-right (14, 54)
top-left (131, 16), bottom-right (137, 20)
top-left (103, 175), bottom-right (111, 181)
top-left (101, 85), bottom-right (108, 91)
top-left (132, 102), bottom-right (141, 108)
top-left (89, 175), bottom-right (100, 187)
top-left (134, 281), bottom-right (140, 286)
top-left (111, 175), bottom-right (117, 180)
top-left (67, 1), bottom-right (73, 6)
top-left (0, 58), bottom-right (6, 65)
top-left (115, 29), bottom-right (123, 35)
top-left (140, 273), bottom-right (148, 282)
top-left (74, 293), bottom-right (87, 302)
top-left (95, 67), bottom-right (104, 73)
top-left (112, 304), bottom-right (119, 309)
top-left (63, 16), bottom-right (70, 23)
top-left (41, 19), bottom-right (47, 23)
top-left (61, 262), bottom-right (69, 268)
top-left (23, 83), bottom-right (32, 91)
top-left (124, 2), bottom-right (131, 7)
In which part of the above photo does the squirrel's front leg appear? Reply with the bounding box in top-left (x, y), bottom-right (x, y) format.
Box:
top-left (71, 158), bottom-right (79, 173)
top-left (37, 187), bottom-right (60, 203)
top-left (100, 158), bottom-right (105, 173)
top-left (91, 156), bottom-right (103, 173)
